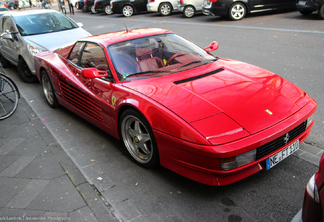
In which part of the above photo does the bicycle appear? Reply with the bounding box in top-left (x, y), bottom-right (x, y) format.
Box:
top-left (0, 72), bottom-right (20, 120)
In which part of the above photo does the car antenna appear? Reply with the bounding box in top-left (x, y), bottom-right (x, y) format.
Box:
top-left (124, 23), bottom-right (128, 33)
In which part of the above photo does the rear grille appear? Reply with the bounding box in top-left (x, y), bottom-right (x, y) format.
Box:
top-left (59, 79), bottom-right (104, 123)
top-left (256, 121), bottom-right (307, 160)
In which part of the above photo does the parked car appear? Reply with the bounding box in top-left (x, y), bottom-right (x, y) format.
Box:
top-left (4, 1), bottom-right (16, 9)
top-left (71, 0), bottom-right (85, 10)
top-left (0, 10), bottom-right (91, 82)
top-left (291, 153), bottom-right (324, 222)
top-left (111, 0), bottom-right (147, 16)
top-left (296, 0), bottom-right (324, 19)
top-left (177, 0), bottom-right (203, 17)
top-left (202, 0), bottom-right (296, 20)
top-left (34, 28), bottom-right (316, 186)
top-left (146, 0), bottom-right (178, 16)
top-left (94, 0), bottom-right (112, 14)
top-left (0, 6), bottom-right (9, 11)
top-left (83, 0), bottom-right (96, 13)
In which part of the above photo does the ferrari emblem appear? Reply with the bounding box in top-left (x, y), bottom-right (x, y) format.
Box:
top-left (283, 133), bottom-right (290, 145)
top-left (112, 96), bottom-right (116, 106)
top-left (266, 109), bottom-right (273, 115)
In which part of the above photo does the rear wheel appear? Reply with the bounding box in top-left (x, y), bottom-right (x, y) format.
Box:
top-left (104, 5), bottom-right (112, 14)
top-left (159, 2), bottom-right (172, 16)
top-left (122, 5), bottom-right (133, 17)
top-left (183, 5), bottom-right (195, 18)
top-left (41, 70), bottom-right (58, 108)
top-left (228, 2), bottom-right (246, 20)
top-left (120, 109), bottom-right (159, 168)
top-left (319, 4), bottom-right (324, 19)
top-left (17, 58), bottom-right (37, 83)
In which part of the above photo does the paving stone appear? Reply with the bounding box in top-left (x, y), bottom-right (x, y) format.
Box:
top-left (1, 123), bottom-right (39, 139)
top-left (67, 206), bottom-right (98, 222)
top-left (6, 136), bottom-right (50, 156)
top-left (77, 183), bottom-right (119, 222)
top-left (0, 138), bottom-right (26, 155)
top-left (114, 199), bottom-right (143, 222)
top-left (0, 156), bottom-right (35, 177)
top-left (5, 179), bottom-right (49, 209)
top-left (0, 208), bottom-right (45, 222)
top-left (0, 155), bottom-right (20, 173)
top-left (26, 175), bottom-right (86, 212)
top-left (15, 153), bottom-right (65, 180)
top-left (41, 211), bottom-right (69, 222)
top-left (0, 178), bottom-right (30, 208)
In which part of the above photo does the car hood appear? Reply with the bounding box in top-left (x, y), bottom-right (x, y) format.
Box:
top-left (23, 28), bottom-right (91, 51)
top-left (124, 59), bottom-right (309, 139)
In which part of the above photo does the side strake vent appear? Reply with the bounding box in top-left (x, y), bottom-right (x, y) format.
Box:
top-left (59, 79), bottom-right (104, 123)
top-left (174, 68), bottom-right (224, 85)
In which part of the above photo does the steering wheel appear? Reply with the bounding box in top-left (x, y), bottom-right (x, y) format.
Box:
top-left (166, 52), bottom-right (185, 66)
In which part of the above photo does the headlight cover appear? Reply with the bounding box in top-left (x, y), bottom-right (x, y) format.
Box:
top-left (220, 149), bottom-right (257, 171)
top-left (306, 174), bottom-right (320, 203)
top-left (306, 113), bottom-right (315, 129)
top-left (27, 44), bottom-right (46, 56)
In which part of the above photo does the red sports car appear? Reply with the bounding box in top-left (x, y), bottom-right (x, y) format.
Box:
top-left (34, 28), bottom-right (316, 186)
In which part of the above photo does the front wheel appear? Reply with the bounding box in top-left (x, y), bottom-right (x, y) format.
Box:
top-left (120, 109), bottom-right (159, 168)
top-left (183, 5), bottom-right (195, 18)
top-left (122, 5), bottom-right (133, 17)
top-left (228, 2), bottom-right (246, 20)
top-left (104, 5), bottom-right (112, 14)
top-left (41, 70), bottom-right (59, 108)
top-left (159, 2), bottom-right (172, 16)
top-left (319, 4), bottom-right (324, 19)
top-left (17, 58), bottom-right (38, 83)
top-left (90, 4), bottom-right (97, 13)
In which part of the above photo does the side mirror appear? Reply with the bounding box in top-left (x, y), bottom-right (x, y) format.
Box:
top-left (204, 41), bottom-right (219, 53)
top-left (1, 33), bottom-right (14, 42)
top-left (81, 68), bottom-right (108, 79)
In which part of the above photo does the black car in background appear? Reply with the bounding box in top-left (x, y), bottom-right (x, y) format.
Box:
top-left (94, 0), bottom-right (112, 14)
top-left (202, 0), bottom-right (296, 20)
top-left (83, 0), bottom-right (97, 13)
top-left (110, 0), bottom-right (147, 16)
top-left (296, 0), bottom-right (324, 19)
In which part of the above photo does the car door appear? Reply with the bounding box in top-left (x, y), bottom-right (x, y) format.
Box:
top-left (64, 41), bottom-right (116, 133)
top-left (269, 0), bottom-right (295, 9)
top-left (131, 0), bottom-right (147, 12)
top-left (0, 16), bottom-right (19, 65)
top-left (247, 0), bottom-right (271, 12)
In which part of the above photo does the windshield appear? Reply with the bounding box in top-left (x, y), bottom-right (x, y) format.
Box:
top-left (14, 12), bottom-right (79, 36)
top-left (108, 33), bottom-right (216, 81)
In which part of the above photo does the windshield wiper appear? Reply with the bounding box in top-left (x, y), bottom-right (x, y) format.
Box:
top-left (122, 70), bottom-right (170, 79)
top-left (179, 58), bottom-right (218, 69)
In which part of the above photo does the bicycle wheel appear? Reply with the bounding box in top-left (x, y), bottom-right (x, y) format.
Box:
top-left (0, 74), bottom-right (19, 120)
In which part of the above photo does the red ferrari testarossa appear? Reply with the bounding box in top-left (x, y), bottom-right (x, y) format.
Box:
top-left (34, 28), bottom-right (316, 186)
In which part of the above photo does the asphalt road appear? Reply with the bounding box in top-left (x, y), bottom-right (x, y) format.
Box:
top-left (5, 7), bottom-right (324, 221)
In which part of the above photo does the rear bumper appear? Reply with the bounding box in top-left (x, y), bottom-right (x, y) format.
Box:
top-left (296, 0), bottom-right (319, 11)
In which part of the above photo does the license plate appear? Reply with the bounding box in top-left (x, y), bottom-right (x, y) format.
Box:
top-left (298, 1), bottom-right (306, 5)
top-left (266, 140), bottom-right (299, 170)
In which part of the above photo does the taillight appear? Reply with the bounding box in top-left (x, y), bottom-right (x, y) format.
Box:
top-left (210, 0), bottom-right (217, 2)
top-left (180, 0), bottom-right (183, 4)
top-left (149, 0), bottom-right (155, 2)
top-left (95, 1), bottom-right (97, 5)
top-left (85, 0), bottom-right (87, 3)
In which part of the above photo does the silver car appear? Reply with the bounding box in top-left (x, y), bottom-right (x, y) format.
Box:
top-left (0, 10), bottom-right (91, 82)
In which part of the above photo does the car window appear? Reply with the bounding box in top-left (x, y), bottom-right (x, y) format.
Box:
top-left (68, 41), bottom-right (85, 65)
top-left (80, 42), bottom-right (108, 71)
top-left (3, 17), bottom-right (14, 32)
top-left (13, 12), bottom-right (79, 36)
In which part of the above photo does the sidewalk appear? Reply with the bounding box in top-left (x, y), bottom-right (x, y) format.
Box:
top-left (0, 91), bottom-right (119, 221)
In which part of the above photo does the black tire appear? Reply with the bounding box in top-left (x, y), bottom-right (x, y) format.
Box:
top-left (17, 58), bottom-right (38, 83)
top-left (183, 5), bottom-right (195, 18)
top-left (228, 2), bottom-right (246, 20)
top-left (119, 109), bottom-right (159, 168)
top-left (90, 4), bottom-right (97, 13)
top-left (0, 74), bottom-right (19, 120)
top-left (0, 53), bottom-right (11, 68)
top-left (319, 4), bottom-right (324, 19)
top-left (122, 5), bottom-right (133, 17)
top-left (104, 5), bottom-right (113, 14)
top-left (299, 9), bottom-right (313, 16)
top-left (41, 70), bottom-right (59, 108)
top-left (159, 2), bottom-right (172, 16)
